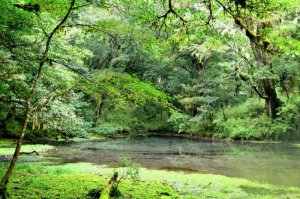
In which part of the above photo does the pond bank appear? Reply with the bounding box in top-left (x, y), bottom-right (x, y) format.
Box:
top-left (108, 132), bottom-right (300, 143)
top-left (1, 162), bottom-right (300, 199)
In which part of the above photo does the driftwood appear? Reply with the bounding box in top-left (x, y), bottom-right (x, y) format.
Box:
top-left (100, 172), bottom-right (118, 199)
top-left (19, 151), bottom-right (39, 156)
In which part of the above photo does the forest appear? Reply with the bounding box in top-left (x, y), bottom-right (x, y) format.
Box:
top-left (0, 0), bottom-right (300, 198)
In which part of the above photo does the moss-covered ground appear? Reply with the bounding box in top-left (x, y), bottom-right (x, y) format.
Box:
top-left (1, 141), bottom-right (300, 198)
top-left (0, 162), bottom-right (299, 199)
top-left (0, 144), bottom-right (54, 155)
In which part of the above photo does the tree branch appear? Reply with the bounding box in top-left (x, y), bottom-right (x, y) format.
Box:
top-left (27, 0), bottom-right (76, 103)
top-left (158, 0), bottom-right (186, 23)
top-left (72, 3), bottom-right (92, 10)
top-left (156, 0), bottom-right (187, 36)
top-left (251, 85), bottom-right (268, 99)
top-left (238, 74), bottom-right (268, 99)
top-left (33, 86), bottom-right (75, 112)
top-left (62, 23), bottom-right (118, 39)
top-left (48, 58), bottom-right (95, 83)
top-left (214, 0), bottom-right (260, 46)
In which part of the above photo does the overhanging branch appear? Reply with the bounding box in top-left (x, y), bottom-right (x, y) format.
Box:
top-left (48, 58), bottom-right (95, 83)
top-left (158, 0), bottom-right (187, 23)
top-left (33, 86), bottom-right (75, 111)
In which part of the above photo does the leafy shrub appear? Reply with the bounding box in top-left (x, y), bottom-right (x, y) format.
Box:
top-left (65, 121), bottom-right (92, 137)
top-left (118, 157), bottom-right (140, 181)
top-left (276, 95), bottom-right (300, 139)
top-left (224, 98), bottom-right (265, 119)
top-left (178, 115), bottom-right (215, 136)
top-left (168, 111), bottom-right (190, 132)
top-left (92, 123), bottom-right (130, 135)
top-left (214, 98), bottom-right (297, 140)
top-left (220, 116), bottom-right (271, 140)
top-left (5, 120), bottom-right (22, 137)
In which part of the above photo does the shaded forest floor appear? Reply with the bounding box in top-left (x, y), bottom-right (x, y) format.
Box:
top-left (1, 140), bottom-right (300, 198)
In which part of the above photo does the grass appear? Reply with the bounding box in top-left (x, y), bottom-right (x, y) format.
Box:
top-left (1, 163), bottom-right (177, 199)
top-left (0, 144), bottom-right (54, 155)
top-left (53, 134), bottom-right (106, 143)
top-left (1, 162), bottom-right (299, 199)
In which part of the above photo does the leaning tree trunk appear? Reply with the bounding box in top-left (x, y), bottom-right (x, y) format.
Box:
top-left (0, 1), bottom-right (75, 198)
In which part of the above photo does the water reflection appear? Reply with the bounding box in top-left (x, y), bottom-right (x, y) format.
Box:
top-left (44, 137), bottom-right (300, 187)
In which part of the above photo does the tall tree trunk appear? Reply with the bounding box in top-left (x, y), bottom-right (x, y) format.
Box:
top-left (221, 104), bottom-right (227, 121)
top-left (214, 0), bottom-right (282, 119)
top-left (94, 94), bottom-right (105, 127)
top-left (262, 79), bottom-right (281, 118)
top-left (0, 1), bottom-right (75, 197)
top-left (250, 42), bottom-right (281, 118)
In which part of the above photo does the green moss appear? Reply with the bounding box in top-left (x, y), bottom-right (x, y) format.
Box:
top-left (0, 139), bottom-right (15, 147)
top-left (2, 162), bottom-right (298, 199)
top-left (0, 144), bottom-right (54, 155)
top-left (2, 163), bottom-right (177, 199)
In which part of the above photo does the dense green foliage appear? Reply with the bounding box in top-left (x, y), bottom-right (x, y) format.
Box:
top-left (0, 0), bottom-right (299, 142)
top-left (1, 1), bottom-right (300, 198)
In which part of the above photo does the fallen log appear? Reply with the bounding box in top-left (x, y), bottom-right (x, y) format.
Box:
top-left (100, 172), bottom-right (118, 199)
top-left (19, 151), bottom-right (39, 156)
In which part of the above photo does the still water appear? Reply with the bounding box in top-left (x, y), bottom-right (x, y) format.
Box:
top-left (44, 137), bottom-right (300, 187)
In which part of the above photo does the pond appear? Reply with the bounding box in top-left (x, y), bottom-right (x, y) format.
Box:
top-left (44, 136), bottom-right (300, 187)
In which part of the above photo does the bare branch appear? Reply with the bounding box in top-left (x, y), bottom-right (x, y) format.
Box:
top-left (252, 85), bottom-right (268, 99)
top-left (158, 0), bottom-right (186, 23)
top-left (156, 0), bottom-right (187, 37)
top-left (238, 74), bottom-right (268, 99)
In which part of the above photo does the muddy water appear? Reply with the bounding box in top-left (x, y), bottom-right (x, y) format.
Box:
top-left (44, 137), bottom-right (300, 187)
